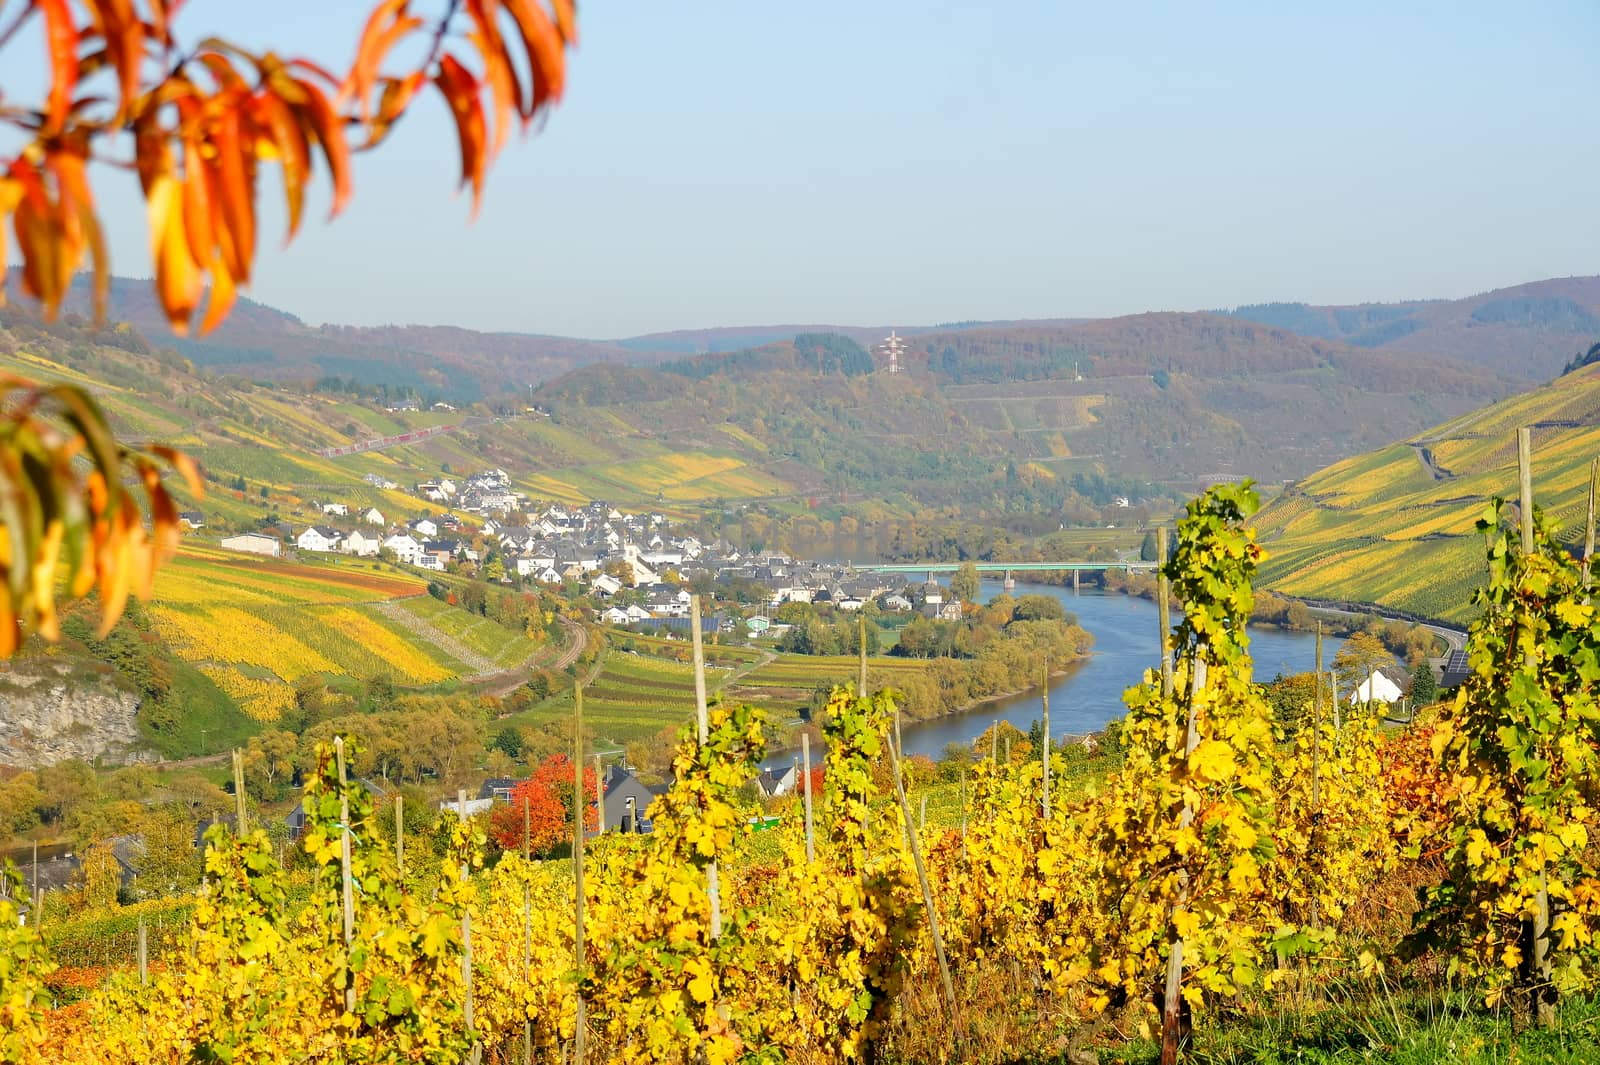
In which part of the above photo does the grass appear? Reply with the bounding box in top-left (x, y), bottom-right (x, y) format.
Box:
top-left (1102, 992), bottom-right (1600, 1064)
top-left (397, 597), bottom-right (542, 669)
top-left (137, 663), bottom-right (260, 759)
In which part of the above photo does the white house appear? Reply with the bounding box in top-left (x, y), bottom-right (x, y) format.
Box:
top-left (383, 534), bottom-right (424, 566)
top-left (600, 606), bottom-right (630, 625)
top-left (1351, 669), bottom-right (1404, 705)
top-left (592, 573), bottom-right (624, 597)
top-left (754, 764), bottom-right (798, 799)
top-left (297, 526), bottom-right (342, 553)
top-left (321, 502), bottom-right (349, 517)
top-left (410, 518), bottom-right (439, 538)
top-left (343, 529), bottom-right (381, 558)
top-left (619, 544), bottom-right (659, 585)
top-left (437, 797), bottom-right (492, 817)
top-left (220, 532), bottom-right (281, 558)
top-left (361, 507), bottom-right (385, 526)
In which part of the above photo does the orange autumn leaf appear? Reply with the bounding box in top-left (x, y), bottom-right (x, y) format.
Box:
top-left (435, 53), bottom-right (488, 212)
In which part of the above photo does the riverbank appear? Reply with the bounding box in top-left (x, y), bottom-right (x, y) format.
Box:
top-left (764, 581), bottom-right (1349, 766)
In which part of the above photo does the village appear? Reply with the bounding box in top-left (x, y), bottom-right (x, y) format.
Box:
top-left (202, 467), bottom-right (972, 631)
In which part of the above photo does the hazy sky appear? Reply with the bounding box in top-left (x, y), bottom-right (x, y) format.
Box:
top-left (20, 2), bottom-right (1600, 337)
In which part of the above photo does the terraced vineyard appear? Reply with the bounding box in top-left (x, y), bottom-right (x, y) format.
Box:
top-left (145, 548), bottom-right (536, 721)
top-left (1256, 362), bottom-right (1600, 621)
top-left (735, 654), bottom-right (931, 691)
top-left (553, 651), bottom-right (734, 744)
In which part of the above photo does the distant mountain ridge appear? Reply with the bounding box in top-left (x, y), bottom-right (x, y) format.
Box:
top-left (20, 272), bottom-right (1597, 401)
top-left (1220, 275), bottom-right (1600, 378)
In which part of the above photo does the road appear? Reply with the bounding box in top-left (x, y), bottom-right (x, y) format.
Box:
top-left (1297, 600), bottom-right (1466, 659)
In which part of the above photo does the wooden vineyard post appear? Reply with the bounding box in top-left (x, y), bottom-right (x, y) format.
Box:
top-left (990, 719), bottom-right (999, 764)
top-left (457, 786), bottom-right (480, 1062)
top-left (1157, 526), bottom-right (1173, 697)
top-left (463, 906), bottom-right (479, 1065)
top-left (801, 732), bottom-right (816, 864)
top-left (573, 683), bottom-right (588, 1065)
top-left (691, 595), bottom-right (723, 939)
top-left (594, 754), bottom-right (605, 834)
top-left (233, 749), bottom-right (247, 834)
top-left (1585, 456), bottom-right (1598, 597)
top-left (960, 768), bottom-right (968, 859)
top-left (1041, 659), bottom-right (1052, 819)
top-left (138, 918), bottom-right (148, 987)
top-left (859, 613), bottom-right (868, 695)
top-left (691, 595), bottom-right (709, 744)
top-left (1518, 427), bottom-right (1555, 1028)
top-left (523, 794), bottom-right (532, 861)
top-left (395, 795), bottom-right (405, 882)
top-left (522, 878), bottom-right (534, 1065)
top-left (31, 841), bottom-right (37, 902)
top-left (333, 737), bottom-right (356, 1014)
top-left (1310, 622), bottom-right (1323, 931)
top-left (1160, 657), bottom-right (1207, 1065)
top-left (888, 723), bottom-right (958, 1022)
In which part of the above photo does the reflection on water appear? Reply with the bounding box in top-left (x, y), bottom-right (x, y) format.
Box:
top-left (764, 579), bottom-right (1346, 769)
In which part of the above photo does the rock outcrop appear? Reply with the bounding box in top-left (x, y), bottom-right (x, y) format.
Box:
top-left (0, 663), bottom-right (150, 767)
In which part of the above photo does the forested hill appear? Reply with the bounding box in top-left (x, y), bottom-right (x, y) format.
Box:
top-left (1253, 359), bottom-right (1600, 623)
top-left (532, 323), bottom-right (1517, 508)
top-left (1219, 275), bottom-right (1600, 379)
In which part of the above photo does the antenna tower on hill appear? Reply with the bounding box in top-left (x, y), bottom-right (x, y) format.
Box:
top-left (876, 330), bottom-right (907, 374)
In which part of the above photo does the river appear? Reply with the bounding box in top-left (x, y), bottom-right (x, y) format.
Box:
top-left (766, 578), bottom-right (1346, 768)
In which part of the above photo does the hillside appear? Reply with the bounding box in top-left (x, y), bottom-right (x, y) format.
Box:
top-left (34, 273), bottom-right (1599, 404)
top-left (1223, 275), bottom-right (1600, 379)
top-left (1254, 361), bottom-right (1600, 622)
top-left (546, 317), bottom-right (1518, 506)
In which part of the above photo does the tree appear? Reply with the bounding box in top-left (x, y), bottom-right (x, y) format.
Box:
top-left (950, 561), bottom-right (981, 604)
top-left (1409, 660), bottom-right (1439, 706)
top-left (241, 730), bottom-right (299, 801)
top-left (80, 840), bottom-right (121, 910)
top-left (129, 808), bottom-right (199, 900)
top-left (1332, 631), bottom-right (1394, 701)
top-left (0, 1), bottom-right (577, 657)
top-left (1011, 594), bottom-right (1065, 623)
top-left (487, 753), bottom-right (597, 857)
top-left (489, 726), bottom-right (524, 761)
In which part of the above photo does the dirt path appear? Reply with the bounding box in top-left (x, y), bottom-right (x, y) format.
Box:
top-left (370, 599), bottom-right (497, 673)
top-left (716, 649), bottom-right (776, 691)
top-left (479, 616), bottom-right (588, 699)
top-left (1408, 443), bottom-right (1453, 481)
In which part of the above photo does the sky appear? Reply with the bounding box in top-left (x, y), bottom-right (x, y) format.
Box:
top-left (11, 2), bottom-right (1600, 337)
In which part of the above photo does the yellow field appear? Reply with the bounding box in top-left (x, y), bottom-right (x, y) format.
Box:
top-left (198, 666), bottom-right (298, 723)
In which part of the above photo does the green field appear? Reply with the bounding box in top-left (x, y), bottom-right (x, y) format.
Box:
top-left (398, 596), bottom-right (542, 670)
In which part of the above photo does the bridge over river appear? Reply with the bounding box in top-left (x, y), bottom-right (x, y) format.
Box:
top-left (857, 561), bottom-right (1158, 574)
top-left (855, 560), bottom-right (1158, 591)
